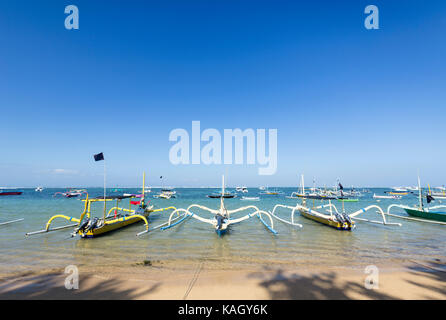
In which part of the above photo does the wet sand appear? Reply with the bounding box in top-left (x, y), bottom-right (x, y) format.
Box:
top-left (0, 260), bottom-right (444, 299)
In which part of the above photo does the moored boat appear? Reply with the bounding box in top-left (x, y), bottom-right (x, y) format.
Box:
top-left (0, 189), bottom-right (23, 196)
top-left (403, 207), bottom-right (446, 223)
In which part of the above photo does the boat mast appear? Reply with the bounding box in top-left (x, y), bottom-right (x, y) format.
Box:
top-left (418, 174), bottom-right (423, 210)
top-left (220, 174), bottom-right (226, 214)
top-left (103, 157), bottom-right (106, 222)
top-left (142, 171), bottom-right (145, 206)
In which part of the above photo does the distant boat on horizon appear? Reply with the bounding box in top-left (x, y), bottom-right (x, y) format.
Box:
top-left (0, 188), bottom-right (23, 196)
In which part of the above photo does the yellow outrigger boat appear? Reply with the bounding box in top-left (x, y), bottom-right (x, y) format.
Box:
top-left (26, 172), bottom-right (176, 238)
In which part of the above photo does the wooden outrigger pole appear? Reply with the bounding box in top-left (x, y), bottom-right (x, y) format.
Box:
top-left (26, 172), bottom-right (177, 238)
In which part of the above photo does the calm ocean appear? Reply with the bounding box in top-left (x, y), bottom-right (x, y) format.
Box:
top-left (0, 188), bottom-right (445, 275)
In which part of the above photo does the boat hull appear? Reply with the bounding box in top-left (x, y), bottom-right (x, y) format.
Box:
top-left (404, 208), bottom-right (446, 223)
top-left (215, 228), bottom-right (228, 236)
top-left (79, 212), bottom-right (151, 238)
top-left (299, 209), bottom-right (354, 230)
top-left (337, 198), bottom-right (359, 202)
top-left (0, 192), bottom-right (22, 196)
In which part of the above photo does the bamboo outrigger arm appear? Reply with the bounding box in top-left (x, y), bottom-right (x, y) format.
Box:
top-left (269, 204), bottom-right (304, 227)
top-left (26, 194), bottom-right (90, 236)
top-left (348, 205), bottom-right (401, 226)
top-left (107, 207), bottom-right (134, 217)
top-left (26, 215), bottom-right (80, 236)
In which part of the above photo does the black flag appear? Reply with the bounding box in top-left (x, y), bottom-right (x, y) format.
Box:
top-left (338, 183), bottom-right (344, 190)
top-left (160, 176), bottom-right (163, 179)
top-left (427, 195), bottom-right (435, 203)
top-left (94, 152), bottom-right (104, 161)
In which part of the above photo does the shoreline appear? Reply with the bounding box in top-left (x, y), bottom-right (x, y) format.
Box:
top-left (1, 259), bottom-right (444, 300)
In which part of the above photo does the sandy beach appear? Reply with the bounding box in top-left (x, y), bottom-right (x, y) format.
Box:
top-left (1, 259), bottom-right (444, 300)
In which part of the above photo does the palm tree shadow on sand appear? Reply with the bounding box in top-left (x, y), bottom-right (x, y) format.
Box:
top-left (251, 261), bottom-right (446, 300)
top-left (252, 269), bottom-right (395, 300)
top-left (0, 272), bottom-right (161, 300)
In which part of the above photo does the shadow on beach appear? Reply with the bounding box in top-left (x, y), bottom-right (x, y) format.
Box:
top-left (253, 261), bottom-right (446, 300)
top-left (405, 260), bottom-right (446, 299)
top-left (1, 260), bottom-right (445, 300)
top-left (0, 271), bottom-right (162, 300)
top-left (254, 269), bottom-right (396, 299)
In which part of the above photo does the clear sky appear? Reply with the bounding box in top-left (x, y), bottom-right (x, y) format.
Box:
top-left (0, 0), bottom-right (445, 188)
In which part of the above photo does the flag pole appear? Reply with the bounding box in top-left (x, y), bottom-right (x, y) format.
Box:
top-left (103, 158), bottom-right (106, 221)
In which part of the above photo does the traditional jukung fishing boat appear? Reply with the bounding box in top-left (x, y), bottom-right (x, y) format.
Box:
top-left (207, 191), bottom-right (237, 199)
top-left (27, 169), bottom-right (176, 238)
top-left (287, 175), bottom-right (335, 200)
top-left (154, 190), bottom-right (177, 199)
top-left (269, 198), bottom-right (401, 231)
top-left (159, 175), bottom-right (277, 236)
top-left (385, 177), bottom-right (446, 225)
top-left (236, 186), bottom-right (248, 193)
top-left (53, 189), bottom-right (87, 198)
top-left (260, 189), bottom-right (282, 195)
top-left (153, 176), bottom-right (177, 199)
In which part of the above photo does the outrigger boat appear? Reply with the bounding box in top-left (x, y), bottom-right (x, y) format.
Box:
top-left (27, 172), bottom-right (176, 238)
top-left (53, 189), bottom-right (87, 198)
top-left (159, 175), bottom-right (277, 236)
top-left (287, 175), bottom-right (335, 200)
top-left (154, 189), bottom-right (177, 199)
top-left (236, 186), bottom-right (248, 193)
top-left (385, 177), bottom-right (446, 225)
top-left (154, 176), bottom-right (176, 199)
top-left (207, 191), bottom-right (237, 199)
top-left (269, 195), bottom-right (401, 231)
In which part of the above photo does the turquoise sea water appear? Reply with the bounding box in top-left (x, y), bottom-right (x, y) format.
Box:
top-left (0, 188), bottom-right (445, 275)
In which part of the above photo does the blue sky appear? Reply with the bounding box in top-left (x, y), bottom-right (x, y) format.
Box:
top-left (0, 0), bottom-right (445, 187)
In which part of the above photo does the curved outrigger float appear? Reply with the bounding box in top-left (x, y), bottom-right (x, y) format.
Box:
top-left (147, 176), bottom-right (277, 236)
top-left (269, 199), bottom-right (401, 231)
top-left (26, 173), bottom-right (177, 238)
